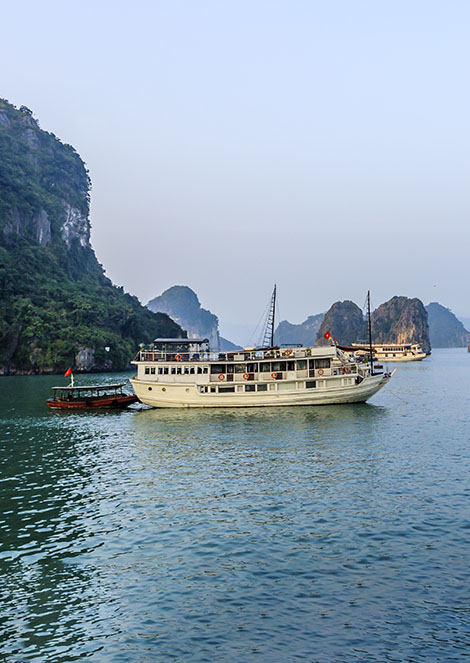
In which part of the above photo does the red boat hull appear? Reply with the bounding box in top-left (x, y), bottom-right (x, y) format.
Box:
top-left (46, 394), bottom-right (139, 409)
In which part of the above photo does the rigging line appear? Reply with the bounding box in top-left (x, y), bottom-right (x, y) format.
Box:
top-left (248, 298), bottom-right (271, 347)
top-left (386, 387), bottom-right (408, 404)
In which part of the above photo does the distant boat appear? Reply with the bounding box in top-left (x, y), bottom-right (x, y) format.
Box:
top-left (351, 342), bottom-right (427, 362)
top-left (46, 383), bottom-right (138, 409)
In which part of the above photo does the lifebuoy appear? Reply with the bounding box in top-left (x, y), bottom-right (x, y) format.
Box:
top-left (218, 374), bottom-right (225, 381)
top-left (175, 354), bottom-right (182, 361)
top-left (243, 373), bottom-right (249, 380)
top-left (317, 368), bottom-right (324, 376)
top-left (271, 372), bottom-right (278, 379)
top-left (342, 366), bottom-right (349, 374)
top-left (283, 349), bottom-right (293, 357)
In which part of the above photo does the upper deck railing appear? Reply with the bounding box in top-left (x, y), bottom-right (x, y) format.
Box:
top-left (134, 346), bottom-right (336, 363)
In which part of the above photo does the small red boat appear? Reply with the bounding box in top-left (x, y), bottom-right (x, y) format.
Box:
top-left (46, 383), bottom-right (139, 409)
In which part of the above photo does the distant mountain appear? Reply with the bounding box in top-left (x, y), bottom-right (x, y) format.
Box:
top-left (372, 296), bottom-right (430, 353)
top-left (426, 302), bottom-right (470, 348)
top-left (315, 301), bottom-right (366, 346)
top-left (0, 99), bottom-right (182, 374)
top-left (275, 313), bottom-right (324, 347)
top-left (147, 286), bottom-right (241, 351)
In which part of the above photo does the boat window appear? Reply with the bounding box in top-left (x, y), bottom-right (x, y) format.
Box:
top-left (210, 386), bottom-right (217, 393)
top-left (245, 384), bottom-right (255, 392)
top-left (219, 386), bottom-right (235, 393)
top-left (272, 361), bottom-right (287, 372)
top-left (145, 367), bottom-right (150, 375)
top-left (227, 364), bottom-right (234, 373)
top-left (287, 361), bottom-right (295, 371)
top-left (210, 364), bottom-right (226, 374)
top-left (247, 363), bottom-right (258, 372)
top-left (184, 366), bottom-right (190, 374)
top-left (315, 359), bottom-right (330, 369)
top-left (235, 364), bottom-right (247, 373)
top-left (257, 384), bottom-right (268, 392)
top-left (296, 360), bottom-right (307, 370)
top-left (150, 367), bottom-right (155, 374)
top-left (306, 381), bottom-right (316, 389)
top-left (260, 362), bottom-right (271, 372)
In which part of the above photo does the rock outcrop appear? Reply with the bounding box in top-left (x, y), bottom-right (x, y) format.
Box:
top-left (426, 302), bottom-right (470, 348)
top-left (371, 296), bottom-right (430, 353)
top-left (147, 285), bottom-right (240, 351)
top-left (275, 313), bottom-right (324, 347)
top-left (0, 99), bottom-right (183, 374)
top-left (315, 301), bottom-right (366, 346)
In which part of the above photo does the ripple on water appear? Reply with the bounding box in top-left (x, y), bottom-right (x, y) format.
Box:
top-left (0, 355), bottom-right (470, 661)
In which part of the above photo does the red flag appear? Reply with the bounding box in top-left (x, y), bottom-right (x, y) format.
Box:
top-left (64, 368), bottom-right (72, 377)
top-left (323, 331), bottom-right (331, 340)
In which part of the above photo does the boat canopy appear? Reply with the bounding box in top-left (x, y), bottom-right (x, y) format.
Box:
top-left (51, 383), bottom-right (125, 392)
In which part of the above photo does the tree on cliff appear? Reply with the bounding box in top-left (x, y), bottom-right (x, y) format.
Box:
top-left (0, 98), bottom-right (183, 374)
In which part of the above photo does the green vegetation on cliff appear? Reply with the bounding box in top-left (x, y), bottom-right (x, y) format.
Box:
top-left (0, 99), bottom-right (183, 374)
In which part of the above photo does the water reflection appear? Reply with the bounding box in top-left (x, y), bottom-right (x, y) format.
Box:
top-left (1, 354), bottom-right (470, 662)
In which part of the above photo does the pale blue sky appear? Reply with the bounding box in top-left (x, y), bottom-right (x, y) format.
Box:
top-left (1, 1), bottom-right (469, 343)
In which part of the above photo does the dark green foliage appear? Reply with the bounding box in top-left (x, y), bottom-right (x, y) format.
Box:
top-left (0, 99), bottom-right (182, 373)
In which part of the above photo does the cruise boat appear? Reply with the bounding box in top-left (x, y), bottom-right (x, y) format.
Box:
top-left (130, 339), bottom-right (392, 408)
top-left (351, 342), bottom-right (427, 362)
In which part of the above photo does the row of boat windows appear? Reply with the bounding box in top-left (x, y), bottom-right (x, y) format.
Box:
top-left (200, 381), bottom-right (318, 394)
top-left (143, 359), bottom-right (331, 376)
top-left (210, 359), bottom-right (331, 373)
top-left (145, 366), bottom-right (209, 375)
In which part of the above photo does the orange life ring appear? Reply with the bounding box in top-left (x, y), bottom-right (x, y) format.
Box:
top-left (317, 368), bottom-right (324, 376)
top-left (342, 366), bottom-right (349, 374)
top-left (243, 373), bottom-right (249, 380)
top-left (283, 349), bottom-right (293, 357)
top-left (175, 354), bottom-right (182, 361)
top-left (271, 372), bottom-right (278, 379)
top-left (218, 374), bottom-right (225, 381)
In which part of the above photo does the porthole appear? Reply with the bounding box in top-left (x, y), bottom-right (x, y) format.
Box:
top-left (185, 388), bottom-right (190, 393)
top-left (162, 387), bottom-right (166, 392)
top-left (148, 387), bottom-right (152, 391)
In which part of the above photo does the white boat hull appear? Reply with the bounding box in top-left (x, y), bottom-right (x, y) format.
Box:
top-left (130, 374), bottom-right (389, 408)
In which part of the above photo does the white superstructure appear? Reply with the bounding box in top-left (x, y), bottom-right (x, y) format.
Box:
top-left (130, 339), bottom-right (392, 408)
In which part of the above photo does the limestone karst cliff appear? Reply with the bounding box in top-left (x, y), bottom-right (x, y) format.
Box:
top-left (275, 313), bottom-right (324, 347)
top-left (426, 302), bottom-right (470, 348)
top-left (147, 285), bottom-right (240, 351)
top-left (371, 297), bottom-right (430, 353)
top-left (315, 301), bottom-right (366, 346)
top-left (0, 99), bottom-right (183, 374)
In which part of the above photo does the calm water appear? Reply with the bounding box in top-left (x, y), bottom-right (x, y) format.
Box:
top-left (1, 349), bottom-right (469, 662)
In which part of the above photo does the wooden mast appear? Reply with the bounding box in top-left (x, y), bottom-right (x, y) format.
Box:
top-left (262, 284), bottom-right (277, 348)
top-left (367, 290), bottom-right (374, 375)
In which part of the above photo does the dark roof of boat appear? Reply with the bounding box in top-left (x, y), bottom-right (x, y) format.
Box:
top-left (152, 338), bottom-right (209, 344)
top-left (51, 383), bottom-right (125, 391)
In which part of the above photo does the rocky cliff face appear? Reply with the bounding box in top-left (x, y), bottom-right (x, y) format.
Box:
top-left (315, 301), bottom-right (366, 346)
top-left (147, 286), bottom-right (239, 351)
top-left (426, 302), bottom-right (470, 348)
top-left (0, 99), bottom-right (182, 374)
top-left (275, 313), bottom-right (324, 347)
top-left (372, 296), bottom-right (430, 353)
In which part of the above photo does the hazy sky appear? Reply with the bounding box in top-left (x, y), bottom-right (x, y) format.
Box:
top-left (2, 1), bottom-right (469, 343)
